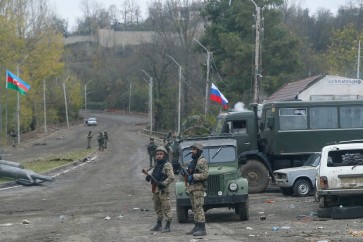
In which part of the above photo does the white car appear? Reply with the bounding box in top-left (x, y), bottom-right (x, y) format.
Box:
top-left (273, 153), bottom-right (320, 197)
top-left (316, 141), bottom-right (363, 218)
top-left (87, 118), bottom-right (97, 126)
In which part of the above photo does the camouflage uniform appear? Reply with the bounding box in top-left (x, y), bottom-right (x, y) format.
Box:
top-left (147, 138), bottom-right (157, 167)
top-left (152, 161), bottom-right (175, 222)
top-left (185, 142), bottom-right (209, 236)
top-left (87, 131), bottom-right (93, 149)
top-left (146, 146), bottom-right (175, 232)
top-left (186, 155), bottom-right (209, 223)
top-left (97, 132), bottom-right (104, 151)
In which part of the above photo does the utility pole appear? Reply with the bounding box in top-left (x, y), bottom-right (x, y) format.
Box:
top-left (358, 40), bottom-right (361, 79)
top-left (251, 0), bottom-right (261, 103)
top-left (84, 80), bottom-right (92, 110)
top-left (193, 38), bottom-right (211, 116)
top-left (128, 80), bottom-right (132, 113)
top-left (141, 70), bottom-right (153, 134)
top-left (63, 76), bottom-right (70, 128)
top-left (167, 55), bottom-right (182, 134)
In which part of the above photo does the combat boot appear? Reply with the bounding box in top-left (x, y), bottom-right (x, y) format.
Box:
top-left (193, 222), bottom-right (207, 236)
top-left (162, 221), bottom-right (171, 233)
top-left (186, 223), bottom-right (197, 235)
top-left (150, 219), bottom-right (162, 231)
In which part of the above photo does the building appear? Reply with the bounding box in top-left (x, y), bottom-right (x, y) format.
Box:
top-left (265, 74), bottom-right (363, 102)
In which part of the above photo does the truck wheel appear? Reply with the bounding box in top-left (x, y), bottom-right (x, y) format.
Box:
top-left (235, 199), bottom-right (249, 221)
top-left (280, 187), bottom-right (294, 196)
top-left (293, 179), bottom-right (312, 197)
top-left (240, 160), bottom-right (269, 193)
top-left (176, 206), bottom-right (188, 223)
top-left (317, 207), bottom-right (331, 218)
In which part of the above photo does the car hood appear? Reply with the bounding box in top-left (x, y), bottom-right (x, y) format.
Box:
top-left (208, 166), bottom-right (237, 175)
top-left (274, 166), bottom-right (316, 174)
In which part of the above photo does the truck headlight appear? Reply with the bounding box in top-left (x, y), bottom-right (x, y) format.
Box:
top-left (229, 182), bottom-right (238, 191)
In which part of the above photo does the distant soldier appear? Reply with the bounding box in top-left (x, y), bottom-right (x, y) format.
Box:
top-left (145, 146), bottom-right (175, 232)
top-left (87, 131), bottom-right (93, 149)
top-left (147, 138), bottom-right (157, 167)
top-left (103, 130), bottom-right (109, 149)
top-left (97, 132), bottom-right (104, 151)
top-left (10, 128), bottom-right (17, 148)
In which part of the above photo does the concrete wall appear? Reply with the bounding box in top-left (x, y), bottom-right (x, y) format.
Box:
top-left (64, 23), bottom-right (204, 47)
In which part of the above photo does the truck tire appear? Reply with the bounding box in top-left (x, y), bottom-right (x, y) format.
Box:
top-left (331, 206), bottom-right (363, 219)
top-left (176, 206), bottom-right (188, 223)
top-left (317, 207), bottom-right (331, 218)
top-left (240, 160), bottom-right (269, 193)
top-left (235, 199), bottom-right (249, 221)
top-left (293, 179), bottom-right (312, 197)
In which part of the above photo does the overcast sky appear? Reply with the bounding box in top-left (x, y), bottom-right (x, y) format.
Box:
top-left (50, 0), bottom-right (349, 31)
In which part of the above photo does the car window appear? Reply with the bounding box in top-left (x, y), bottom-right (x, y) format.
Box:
top-left (303, 153), bottom-right (321, 167)
top-left (327, 149), bottom-right (363, 167)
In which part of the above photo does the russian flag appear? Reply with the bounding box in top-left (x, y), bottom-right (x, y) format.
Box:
top-left (210, 83), bottom-right (228, 109)
top-left (6, 70), bottom-right (30, 95)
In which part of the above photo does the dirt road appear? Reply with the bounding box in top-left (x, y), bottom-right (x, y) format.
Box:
top-left (0, 112), bottom-right (361, 242)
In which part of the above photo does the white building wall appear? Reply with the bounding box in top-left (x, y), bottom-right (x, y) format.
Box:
top-left (298, 75), bottom-right (363, 101)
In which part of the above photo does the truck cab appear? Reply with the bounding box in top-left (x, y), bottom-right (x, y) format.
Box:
top-left (175, 135), bottom-right (249, 223)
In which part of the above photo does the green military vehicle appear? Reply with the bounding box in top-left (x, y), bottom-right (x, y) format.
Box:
top-left (175, 135), bottom-right (249, 223)
top-left (213, 100), bottom-right (363, 193)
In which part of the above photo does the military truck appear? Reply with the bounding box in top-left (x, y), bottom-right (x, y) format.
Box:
top-left (212, 100), bottom-right (363, 193)
top-left (175, 135), bottom-right (249, 223)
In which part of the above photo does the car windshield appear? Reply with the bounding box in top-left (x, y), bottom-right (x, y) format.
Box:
top-left (303, 153), bottom-right (321, 167)
top-left (181, 146), bottom-right (236, 164)
top-left (89, 118), bottom-right (96, 121)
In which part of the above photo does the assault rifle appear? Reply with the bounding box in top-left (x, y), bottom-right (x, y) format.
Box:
top-left (179, 162), bottom-right (190, 187)
top-left (141, 168), bottom-right (158, 193)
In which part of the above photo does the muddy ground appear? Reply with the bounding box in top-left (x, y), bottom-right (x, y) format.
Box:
top-left (0, 111), bottom-right (362, 242)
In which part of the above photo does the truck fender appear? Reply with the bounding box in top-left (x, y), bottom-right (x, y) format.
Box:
top-left (238, 151), bottom-right (274, 178)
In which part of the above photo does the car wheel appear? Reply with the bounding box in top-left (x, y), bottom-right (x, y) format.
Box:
top-left (280, 187), bottom-right (294, 196)
top-left (293, 179), bottom-right (312, 197)
top-left (240, 160), bottom-right (269, 193)
top-left (317, 207), bottom-right (331, 218)
top-left (176, 206), bottom-right (188, 223)
top-left (235, 199), bottom-right (249, 221)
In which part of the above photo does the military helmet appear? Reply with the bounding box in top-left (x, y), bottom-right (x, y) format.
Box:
top-left (155, 146), bottom-right (168, 154)
top-left (190, 142), bottom-right (203, 151)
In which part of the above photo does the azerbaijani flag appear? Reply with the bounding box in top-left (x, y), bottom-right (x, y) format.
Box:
top-left (6, 70), bottom-right (30, 95)
top-left (210, 83), bottom-right (228, 109)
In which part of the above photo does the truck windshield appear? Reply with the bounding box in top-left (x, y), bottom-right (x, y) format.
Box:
top-left (212, 118), bottom-right (225, 134)
top-left (181, 146), bottom-right (236, 164)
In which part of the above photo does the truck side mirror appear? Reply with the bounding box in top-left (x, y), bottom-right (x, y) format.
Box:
top-left (266, 116), bottom-right (274, 129)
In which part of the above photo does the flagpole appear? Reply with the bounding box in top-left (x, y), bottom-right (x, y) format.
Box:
top-left (16, 66), bottom-right (20, 144)
top-left (16, 55), bottom-right (29, 144)
top-left (5, 70), bottom-right (8, 147)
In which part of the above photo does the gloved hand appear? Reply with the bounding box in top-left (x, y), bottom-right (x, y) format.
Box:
top-left (187, 175), bottom-right (193, 183)
top-left (157, 182), bottom-right (165, 189)
top-left (145, 175), bottom-right (151, 182)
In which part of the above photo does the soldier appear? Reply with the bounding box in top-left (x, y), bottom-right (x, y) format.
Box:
top-left (10, 128), bottom-right (17, 148)
top-left (97, 132), bottom-right (104, 151)
top-left (184, 142), bottom-right (209, 236)
top-left (87, 131), bottom-right (93, 149)
top-left (103, 130), bottom-right (109, 149)
top-left (147, 138), bottom-right (157, 167)
top-left (145, 146), bottom-right (175, 233)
